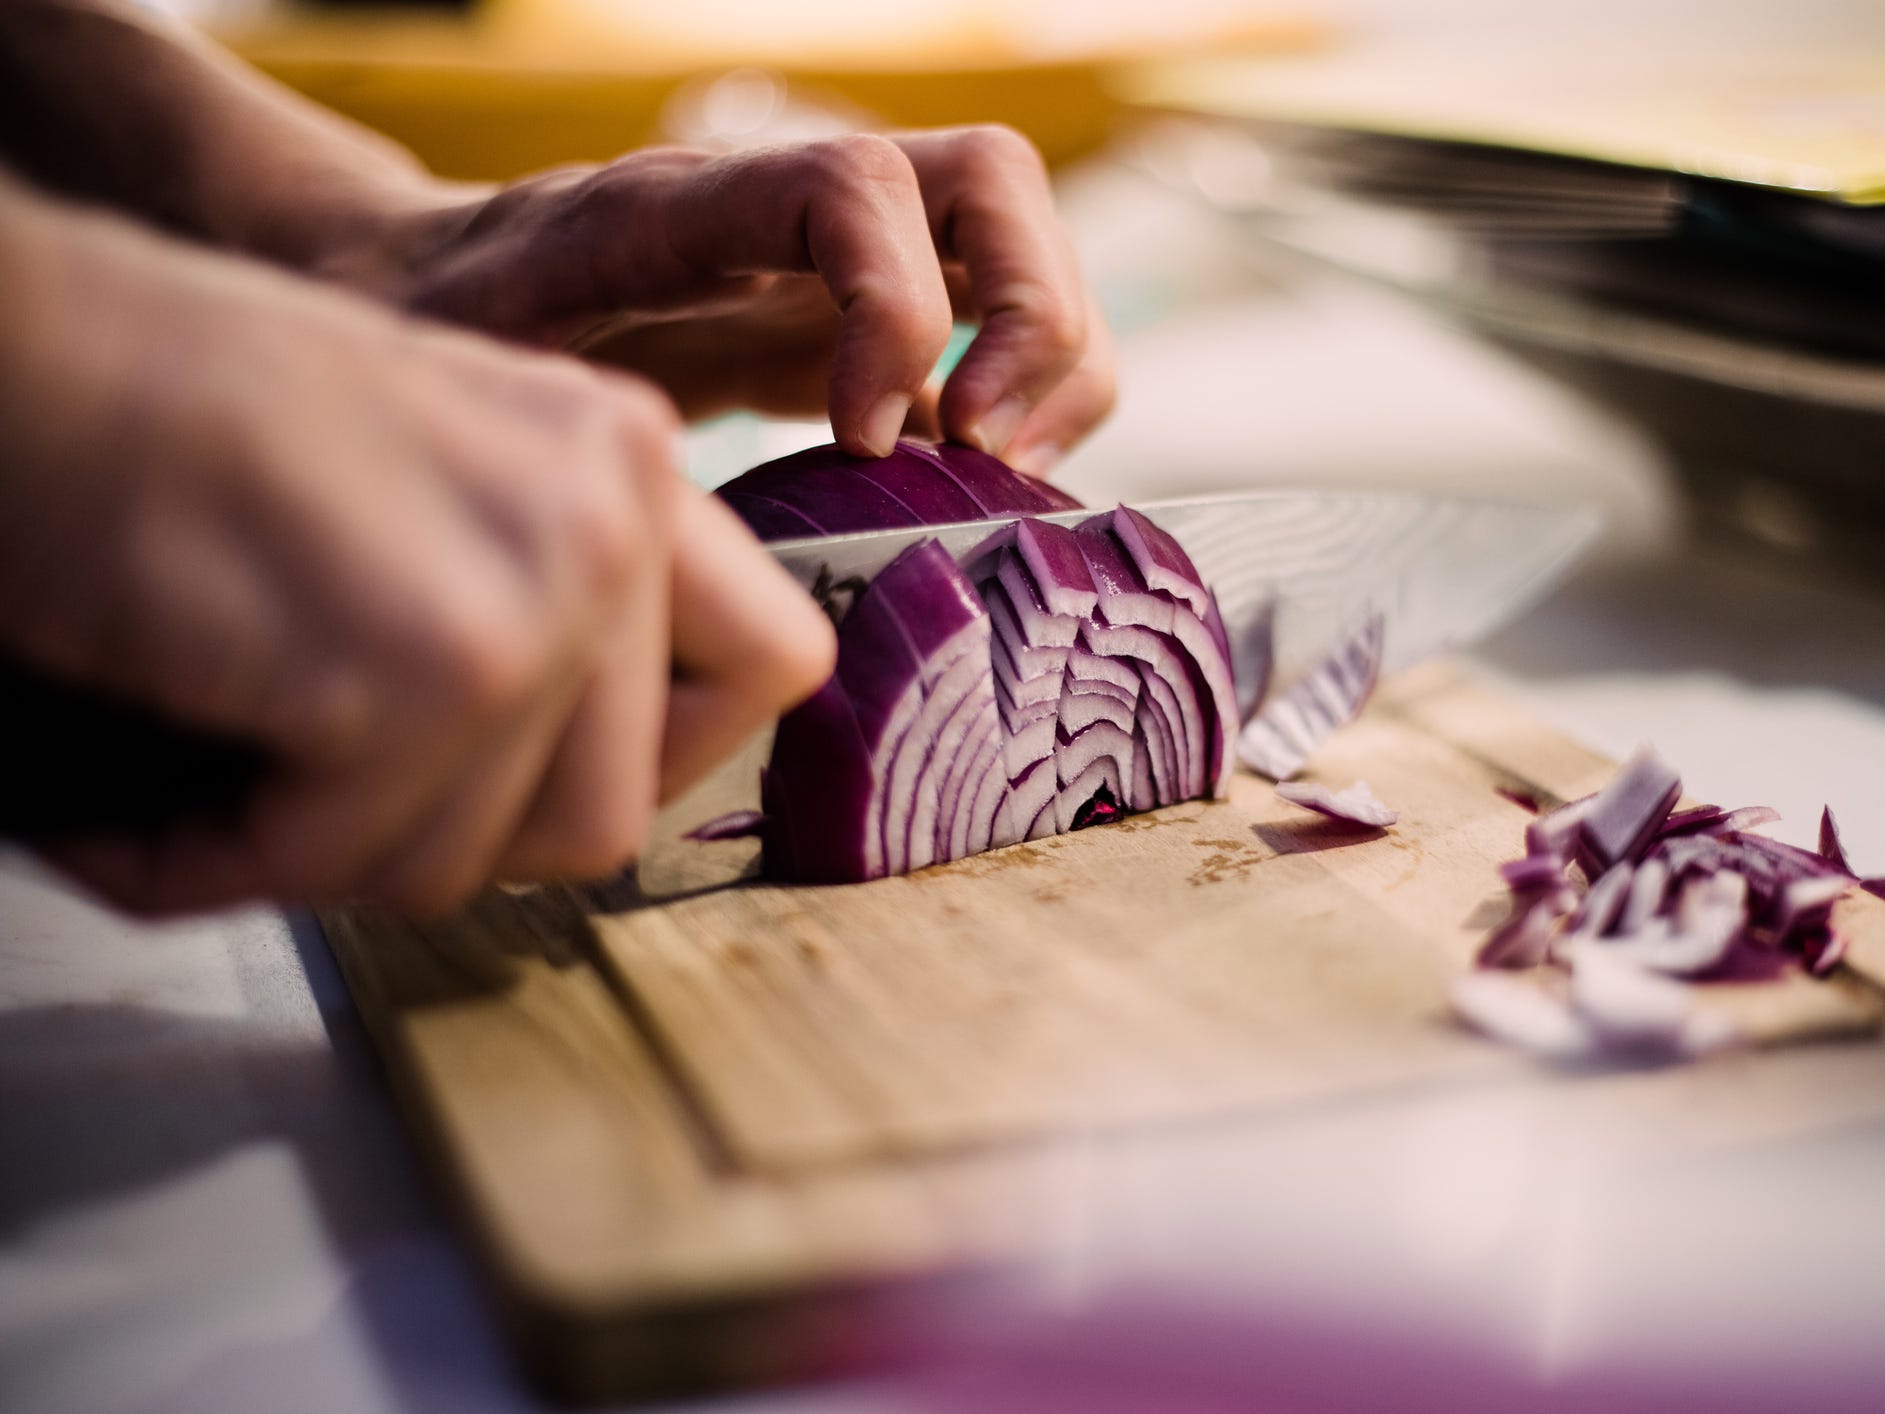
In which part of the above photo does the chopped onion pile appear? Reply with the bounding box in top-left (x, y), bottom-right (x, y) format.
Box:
top-left (719, 443), bottom-right (1236, 881)
top-left (1237, 613), bottom-right (1383, 781)
top-left (1455, 747), bottom-right (1878, 1060)
top-left (1274, 779), bottom-right (1398, 828)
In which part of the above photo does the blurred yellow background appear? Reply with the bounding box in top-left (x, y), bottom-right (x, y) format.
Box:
top-left (219, 0), bottom-right (1323, 180)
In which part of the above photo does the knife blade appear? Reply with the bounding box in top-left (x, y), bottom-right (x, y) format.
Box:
top-left (766, 489), bottom-right (1600, 710)
top-left (1, 490), bottom-right (1596, 845)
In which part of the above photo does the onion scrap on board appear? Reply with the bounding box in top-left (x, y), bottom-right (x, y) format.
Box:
top-left (1274, 779), bottom-right (1398, 829)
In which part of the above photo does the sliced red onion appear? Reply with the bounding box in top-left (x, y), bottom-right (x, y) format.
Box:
top-left (1524, 792), bottom-right (1596, 862)
top-left (1816, 805), bottom-right (1885, 898)
top-left (1566, 947), bottom-right (1738, 1056)
top-left (1820, 805), bottom-right (1855, 873)
top-left (1227, 595), bottom-right (1275, 723)
top-left (1712, 805), bottom-right (1782, 835)
top-left (1726, 837), bottom-right (1832, 882)
top-left (756, 540), bottom-right (1003, 881)
top-left (1617, 855), bottom-right (1669, 933)
top-left (1602, 870), bottom-right (1746, 976)
top-left (1658, 804), bottom-right (1725, 838)
top-left (1499, 854), bottom-right (1569, 892)
top-left (1801, 926), bottom-right (1849, 977)
top-left (1766, 874), bottom-right (1850, 940)
top-left (1561, 859), bottom-right (1636, 944)
top-left (719, 452), bottom-right (1235, 882)
top-left (1495, 785), bottom-right (1543, 814)
top-left (684, 810), bottom-right (767, 842)
top-left (1236, 612), bottom-right (1384, 782)
top-left (1465, 749), bottom-right (1863, 1062)
top-left (1453, 951), bottom-right (1737, 1062)
top-left (1477, 882), bottom-right (1577, 969)
top-left (1274, 779), bottom-right (1398, 828)
top-left (1448, 971), bottom-right (1597, 1060)
top-left (1577, 746), bottom-right (1681, 871)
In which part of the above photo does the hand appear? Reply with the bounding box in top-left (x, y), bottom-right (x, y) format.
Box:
top-left (347, 127), bottom-right (1116, 476)
top-left (0, 194), bottom-right (835, 915)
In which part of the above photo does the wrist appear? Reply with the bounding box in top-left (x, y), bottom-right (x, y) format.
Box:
top-left (242, 169), bottom-right (495, 301)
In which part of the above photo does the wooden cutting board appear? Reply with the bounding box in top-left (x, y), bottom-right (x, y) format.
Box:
top-left (319, 661), bottom-right (1885, 1403)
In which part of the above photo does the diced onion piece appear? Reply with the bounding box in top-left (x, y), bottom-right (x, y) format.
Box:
top-left (1449, 971), bottom-right (1598, 1060)
top-left (1526, 793), bottom-right (1596, 862)
top-left (1567, 947), bottom-right (1739, 1057)
top-left (1477, 884), bottom-right (1577, 970)
top-left (1819, 805), bottom-right (1854, 873)
top-left (1274, 779), bottom-right (1398, 828)
top-left (1578, 746), bottom-right (1682, 870)
top-left (1603, 870), bottom-right (1746, 976)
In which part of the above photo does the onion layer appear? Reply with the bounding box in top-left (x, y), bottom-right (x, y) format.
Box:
top-left (1237, 613), bottom-right (1383, 781)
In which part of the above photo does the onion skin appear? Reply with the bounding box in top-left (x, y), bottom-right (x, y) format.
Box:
top-left (716, 445), bottom-right (1233, 882)
top-left (719, 440), bottom-right (1077, 541)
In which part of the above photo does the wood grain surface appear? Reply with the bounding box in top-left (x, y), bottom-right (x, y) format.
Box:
top-left (319, 661), bottom-right (1885, 1402)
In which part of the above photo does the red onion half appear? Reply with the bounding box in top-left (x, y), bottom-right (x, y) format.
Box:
top-left (718, 443), bottom-right (1235, 882)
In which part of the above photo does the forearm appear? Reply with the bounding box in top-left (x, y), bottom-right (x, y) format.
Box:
top-left (0, 175), bottom-right (101, 454)
top-left (0, 0), bottom-right (470, 275)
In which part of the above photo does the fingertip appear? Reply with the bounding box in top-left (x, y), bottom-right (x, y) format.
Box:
top-left (44, 826), bottom-right (257, 918)
top-left (964, 393), bottom-right (1032, 459)
top-left (1009, 441), bottom-right (1064, 479)
top-left (859, 391), bottom-right (913, 458)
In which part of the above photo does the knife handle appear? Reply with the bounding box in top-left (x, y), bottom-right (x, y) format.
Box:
top-left (0, 652), bottom-right (270, 841)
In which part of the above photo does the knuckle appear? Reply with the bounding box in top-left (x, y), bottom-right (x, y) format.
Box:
top-left (564, 480), bottom-right (643, 601)
top-left (766, 606), bottom-right (839, 707)
top-left (1042, 307), bottom-right (1087, 363)
top-left (815, 132), bottom-right (917, 193)
top-left (262, 805), bottom-right (382, 902)
top-left (958, 123), bottom-right (1046, 180)
top-left (529, 356), bottom-right (620, 423)
top-left (380, 864), bottom-right (481, 920)
top-left (1085, 359), bottom-right (1120, 422)
top-left (607, 377), bottom-right (683, 464)
top-left (556, 798), bottom-right (652, 880)
top-left (430, 611), bottom-right (542, 716)
top-left (80, 870), bottom-right (165, 918)
top-left (1007, 281), bottom-right (1085, 362)
top-left (878, 294), bottom-right (953, 360)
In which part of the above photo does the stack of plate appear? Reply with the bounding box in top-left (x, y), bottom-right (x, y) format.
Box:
top-left (1120, 50), bottom-right (1885, 564)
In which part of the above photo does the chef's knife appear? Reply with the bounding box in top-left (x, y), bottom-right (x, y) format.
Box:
top-left (0, 489), bottom-right (1597, 841)
top-left (766, 489), bottom-right (1600, 717)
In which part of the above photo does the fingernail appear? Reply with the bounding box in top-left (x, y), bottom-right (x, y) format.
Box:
top-left (861, 392), bottom-right (912, 458)
top-left (1011, 442), bottom-right (1064, 478)
top-left (970, 395), bottom-right (1031, 456)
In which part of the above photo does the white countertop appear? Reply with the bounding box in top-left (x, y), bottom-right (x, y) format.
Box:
top-left (8, 164), bottom-right (1885, 1413)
